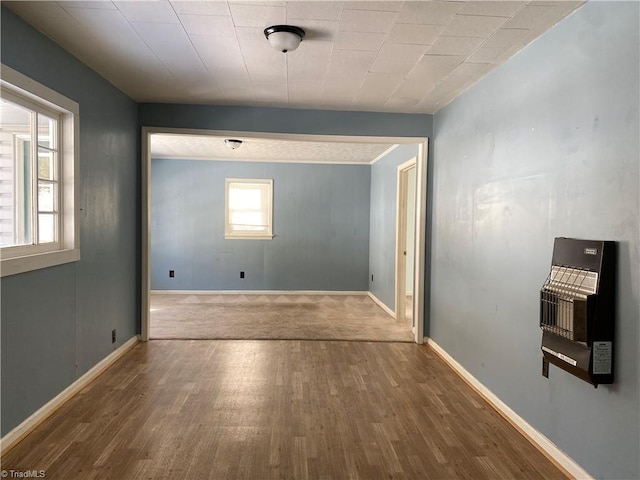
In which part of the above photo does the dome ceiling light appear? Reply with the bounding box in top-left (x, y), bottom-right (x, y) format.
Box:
top-left (264, 25), bottom-right (306, 53)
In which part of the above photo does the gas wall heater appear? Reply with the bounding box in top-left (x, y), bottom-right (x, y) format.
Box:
top-left (540, 237), bottom-right (616, 387)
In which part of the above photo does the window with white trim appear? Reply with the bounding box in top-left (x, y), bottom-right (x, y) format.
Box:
top-left (225, 178), bottom-right (273, 240)
top-left (1, 65), bottom-right (79, 277)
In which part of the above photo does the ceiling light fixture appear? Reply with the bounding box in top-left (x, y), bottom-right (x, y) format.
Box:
top-left (224, 139), bottom-right (243, 150)
top-left (264, 25), bottom-right (305, 53)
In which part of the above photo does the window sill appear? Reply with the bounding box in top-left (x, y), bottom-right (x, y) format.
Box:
top-left (1, 248), bottom-right (80, 277)
top-left (224, 234), bottom-right (274, 240)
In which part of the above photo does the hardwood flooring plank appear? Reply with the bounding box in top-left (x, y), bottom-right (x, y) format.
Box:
top-left (2, 340), bottom-right (568, 479)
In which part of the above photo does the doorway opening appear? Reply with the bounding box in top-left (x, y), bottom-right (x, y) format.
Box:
top-left (396, 159), bottom-right (417, 333)
top-left (141, 128), bottom-right (428, 344)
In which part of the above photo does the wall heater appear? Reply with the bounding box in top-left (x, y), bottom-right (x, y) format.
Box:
top-left (540, 238), bottom-right (616, 387)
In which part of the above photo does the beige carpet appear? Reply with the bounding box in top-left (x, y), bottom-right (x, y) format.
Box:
top-left (150, 293), bottom-right (414, 342)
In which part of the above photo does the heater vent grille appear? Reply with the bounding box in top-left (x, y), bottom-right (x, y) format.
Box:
top-left (540, 266), bottom-right (598, 342)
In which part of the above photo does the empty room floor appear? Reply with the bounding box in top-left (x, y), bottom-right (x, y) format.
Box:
top-left (150, 293), bottom-right (414, 342)
top-left (1, 340), bottom-right (567, 480)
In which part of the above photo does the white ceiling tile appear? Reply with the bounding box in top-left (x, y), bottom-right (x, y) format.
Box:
top-left (131, 22), bottom-right (209, 80)
top-left (406, 54), bottom-right (465, 83)
top-left (466, 47), bottom-right (506, 63)
top-left (426, 36), bottom-right (485, 56)
top-left (334, 31), bottom-right (386, 51)
top-left (287, 19), bottom-right (340, 41)
top-left (385, 96), bottom-right (421, 108)
top-left (288, 82), bottom-right (325, 96)
top-left (482, 28), bottom-right (530, 48)
top-left (390, 79), bottom-right (430, 100)
top-left (171, 1), bottom-right (231, 16)
top-left (229, 3), bottom-right (285, 28)
top-left (327, 50), bottom-right (377, 75)
top-left (397, 1), bottom-right (463, 26)
top-left (179, 14), bottom-right (236, 36)
top-left (214, 70), bottom-right (252, 88)
top-left (442, 15), bottom-right (507, 38)
top-left (369, 44), bottom-right (429, 75)
top-left (293, 39), bottom-right (333, 58)
top-left (339, 9), bottom-right (398, 33)
top-left (115, 1), bottom-right (179, 23)
top-left (355, 73), bottom-right (402, 103)
top-left (190, 35), bottom-right (245, 70)
top-left (386, 23), bottom-right (445, 45)
top-left (285, 2), bottom-right (344, 21)
top-left (5, 0), bottom-right (581, 114)
top-left (458, 1), bottom-right (526, 18)
top-left (348, 2), bottom-right (404, 12)
top-left (5, 1), bottom-right (70, 18)
top-left (501, 5), bottom-right (554, 29)
top-left (288, 51), bottom-right (331, 81)
top-left (58, 1), bottom-right (117, 10)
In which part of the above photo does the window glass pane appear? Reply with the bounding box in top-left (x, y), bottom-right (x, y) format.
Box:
top-left (38, 149), bottom-right (54, 180)
top-left (230, 211), bottom-right (265, 231)
top-left (37, 113), bottom-right (57, 150)
top-left (38, 213), bottom-right (56, 243)
top-left (229, 187), bottom-right (261, 210)
top-left (0, 99), bottom-right (33, 247)
top-left (38, 182), bottom-right (56, 212)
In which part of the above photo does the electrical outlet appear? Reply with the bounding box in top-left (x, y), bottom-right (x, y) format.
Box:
top-left (169, 270), bottom-right (175, 278)
top-left (112, 329), bottom-right (116, 344)
top-left (240, 271), bottom-right (245, 279)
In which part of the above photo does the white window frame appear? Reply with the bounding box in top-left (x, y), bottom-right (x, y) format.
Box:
top-left (224, 178), bottom-right (273, 240)
top-left (0, 65), bottom-right (80, 277)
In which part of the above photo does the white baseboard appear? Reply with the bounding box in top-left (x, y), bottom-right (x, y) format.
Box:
top-left (0, 335), bottom-right (139, 455)
top-left (367, 292), bottom-right (396, 318)
top-left (151, 290), bottom-right (369, 296)
top-left (425, 338), bottom-right (593, 480)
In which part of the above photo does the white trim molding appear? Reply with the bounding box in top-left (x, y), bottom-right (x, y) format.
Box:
top-left (151, 290), bottom-right (369, 296)
top-left (367, 292), bottom-right (396, 318)
top-left (426, 338), bottom-right (594, 480)
top-left (0, 335), bottom-right (139, 456)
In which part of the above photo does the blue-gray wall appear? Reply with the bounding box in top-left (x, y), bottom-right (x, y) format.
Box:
top-left (369, 145), bottom-right (419, 311)
top-left (152, 159), bottom-right (370, 291)
top-left (431, 3), bottom-right (639, 479)
top-left (1, 8), bottom-right (139, 436)
top-left (139, 103), bottom-right (432, 139)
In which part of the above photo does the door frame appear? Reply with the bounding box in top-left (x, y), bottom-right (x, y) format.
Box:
top-left (395, 158), bottom-right (417, 330)
top-left (141, 128), bottom-right (429, 344)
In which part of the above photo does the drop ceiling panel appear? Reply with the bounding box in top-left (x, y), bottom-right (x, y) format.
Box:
top-left (339, 9), bottom-right (397, 33)
top-left (386, 23), bottom-right (445, 45)
top-left (170, 1), bottom-right (231, 16)
top-left (115, 0), bottom-right (179, 23)
top-left (369, 44), bottom-right (430, 75)
top-left (333, 31), bottom-right (386, 51)
top-left (178, 14), bottom-right (236, 36)
top-left (5, 0), bottom-right (585, 114)
top-left (458, 1), bottom-right (527, 18)
top-left (427, 36), bottom-right (486, 56)
top-left (441, 15), bottom-right (507, 38)
top-left (286, 2), bottom-right (344, 21)
top-left (397, 1), bottom-right (464, 25)
top-left (228, 3), bottom-right (285, 27)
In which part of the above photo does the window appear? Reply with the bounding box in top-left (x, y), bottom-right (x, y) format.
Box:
top-left (1, 65), bottom-right (79, 277)
top-left (225, 178), bottom-right (273, 239)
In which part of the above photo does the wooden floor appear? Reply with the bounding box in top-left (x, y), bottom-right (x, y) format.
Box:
top-left (2, 340), bottom-right (567, 480)
top-left (150, 293), bottom-right (414, 342)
